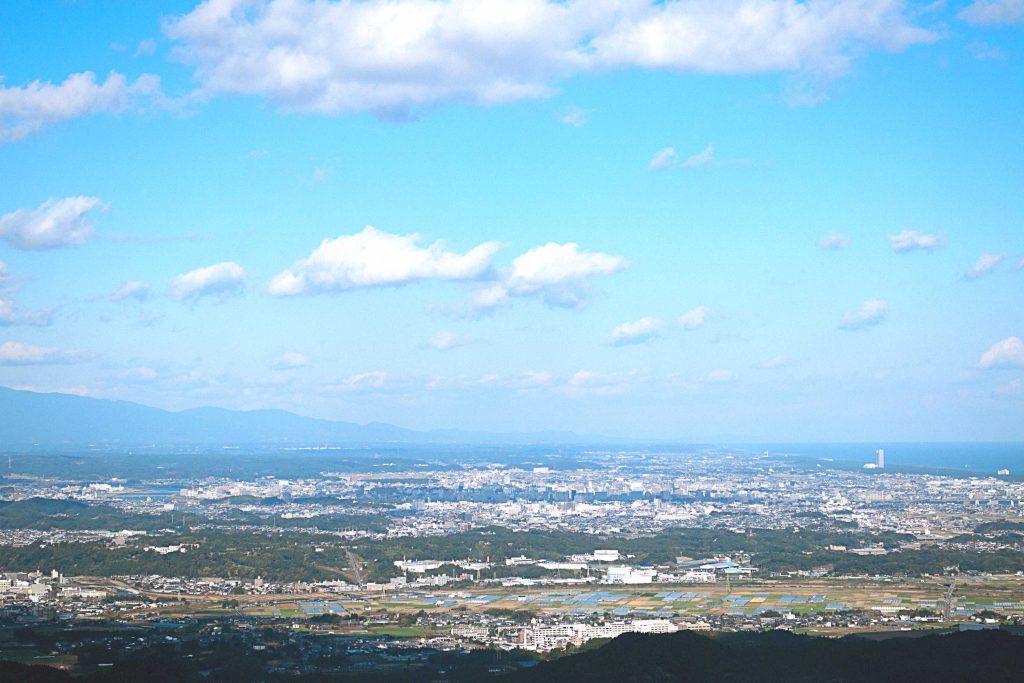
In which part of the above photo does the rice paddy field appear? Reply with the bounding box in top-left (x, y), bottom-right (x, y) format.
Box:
top-left (101, 574), bottom-right (1024, 625)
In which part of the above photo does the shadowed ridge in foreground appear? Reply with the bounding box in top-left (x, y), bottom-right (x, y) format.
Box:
top-left (505, 629), bottom-right (1024, 683)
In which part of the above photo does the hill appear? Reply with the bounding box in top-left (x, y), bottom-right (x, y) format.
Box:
top-left (507, 629), bottom-right (1024, 682)
top-left (0, 386), bottom-right (605, 448)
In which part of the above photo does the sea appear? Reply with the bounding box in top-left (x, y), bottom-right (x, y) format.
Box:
top-left (754, 442), bottom-right (1024, 475)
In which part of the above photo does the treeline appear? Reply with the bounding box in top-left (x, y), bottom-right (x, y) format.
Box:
top-left (353, 526), bottom-right (914, 581)
top-left (0, 498), bottom-right (196, 532)
top-left (0, 497), bottom-right (392, 535)
top-left (4, 522), bottom-right (1019, 583)
top-left (758, 547), bottom-right (1024, 576)
top-left (0, 530), bottom-right (356, 582)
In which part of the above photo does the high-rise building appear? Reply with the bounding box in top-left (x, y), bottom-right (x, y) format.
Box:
top-left (876, 448), bottom-right (885, 469)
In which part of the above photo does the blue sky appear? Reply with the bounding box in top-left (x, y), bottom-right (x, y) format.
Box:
top-left (1, 0), bottom-right (1022, 440)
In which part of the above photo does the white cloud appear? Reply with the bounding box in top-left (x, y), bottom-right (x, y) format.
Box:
top-left (706, 369), bottom-right (735, 382)
top-left (979, 336), bottom-right (1024, 369)
top-left (677, 306), bottom-right (711, 330)
top-left (269, 226), bottom-right (498, 296)
top-left (0, 70), bottom-right (160, 142)
top-left (0, 295), bottom-right (52, 327)
top-left (515, 370), bottom-right (554, 388)
top-left (308, 165), bottom-right (329, 185)
top-left (959, 0), bottom-right (1024, 24)
top-left (967, 41), bottom-right (1006, 61)
top-left (329, 371), bottom-right (389, 392)
top-left (887, 229), bottom-right (942, 253)
top-left (995, 378), bottom-right (1024, 395)
top-left (682, 144), bottom-right (715, 168)
top-left (762, 354), bottom-right (792, 369)
top-left (0, 196), bottom-right (104, 250)
top-left (964, 253), bottom-right (1007, 280)
top-left (12, 384), bottom-right (89, 396)
top-left (839, 299), bottom-right (887, 330)
top-left (135, 38), bottom-right (158, 57)
top-left (610, 317), bottom-right (663, 346)
top-left (817, 232), bottom-right (849, 250)
top-left (0, 297), bottom-right (16, 325)
top-left (649, 146), bottom-right (678, 170)
top-left (0, 263), bottom-right (53, 327)
top-left (558, 105), bottom-right (591, 127)
top-left (470, 284), bottom-right (511, 311)
top-left (170, 262), bottom-right (246, 301)
top-left (0, 341), bottom-right (81, 365)
top-left (476, 242), bottom-right (629, 311)
top-left (273, 351), bottom-right (310, 369)
top-left (165, 0), bottom-right (936, 118)
top-left (1019, 256), bottom-right (1024, 270)
top-left (564, 369), bottom-right (638, 397)
top-left (117, 366), bottom-right (159, 382)
top-left (110, 280), bottom-right (152, 302)
top-left (422, 331), bottom-right (475, 351)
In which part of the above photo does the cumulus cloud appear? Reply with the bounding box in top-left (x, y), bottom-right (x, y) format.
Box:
top-left (958, 0), bottom-right (1024, 24)
top-left (0, 196), bottom-right (104, 250)
top-left (110, 280), bottom-right (151, 302)
top-left (762, 354), bottom-right (792, 369)
top-left (979, 336), bottom-right (1024, 369)
top-left (326, 371), bottom-right (390, 393)
top-left (511, 370), bottom-right (555, 389)
top-left (682, 144), bottom-right (715, 168)
top-left (272, 351), bottom-right (310, 369)
top-left (558, 105), bottom-right (591, 127)
top-left (170, 262), bottom-right (246, 302)
top-left (839, 299), bottom-right (887, 330)
top-left (422, 331), bottom-right (475, 351)
top-left (0, 341), bottom-right (81, 365)
top-left (474, 242), bottom-right (629, 311)
top-left (164, 0), bottom-right (936, 118)
top-left (0, 297), bottom-right (17, 325)
top-left (0, 70), bottom-right (160, 142)
top-left (649, 146), bottom-right (678, 170)
top-left (0, 295), bottom-right (53, 327)
top-left (610, 317), bottom-right (663, 346)
top-left (677, 306), bottom-right (711, 330)
top-left (563, 369), bottom-right (639, 397)
top-left (817, 232), bottom-right (849, 250)
top-left (269, 226), bottom-right (498, 296)
top-left (887, 229), bottom-right (942, 253)
top-left (0, 262), bottom-right (54, 327)
top-left (964, 253), bottom-right (1007, 280)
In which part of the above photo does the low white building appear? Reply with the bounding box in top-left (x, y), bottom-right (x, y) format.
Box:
top-left (518, 620), bottom-right (677, 651)
top-left (605, 566), bottom-right (656, 584)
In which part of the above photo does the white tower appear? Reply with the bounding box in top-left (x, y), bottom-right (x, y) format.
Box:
top-left (876, 448), bottom-right (885, 469)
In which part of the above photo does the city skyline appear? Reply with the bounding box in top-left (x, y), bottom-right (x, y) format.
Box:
top-left (1, 0), bottom-right (1023, 441)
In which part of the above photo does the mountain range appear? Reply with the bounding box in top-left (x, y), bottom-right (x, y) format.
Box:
top-left (0, 385), bottom-right (603, 448)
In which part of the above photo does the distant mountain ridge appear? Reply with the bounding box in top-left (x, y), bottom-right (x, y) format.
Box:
top-left (0, 386), bottom-right (607, 447)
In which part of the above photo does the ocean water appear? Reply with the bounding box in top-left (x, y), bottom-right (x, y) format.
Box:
top-left (757, 442), bottom-right (1024, 474)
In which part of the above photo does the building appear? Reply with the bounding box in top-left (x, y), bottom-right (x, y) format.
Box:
top-left (517, 620), bottom-right (677, 651)
top-left (876, 449), bottom-right (885, 469)
top-left (605, 566), bottom-right (656, 584)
